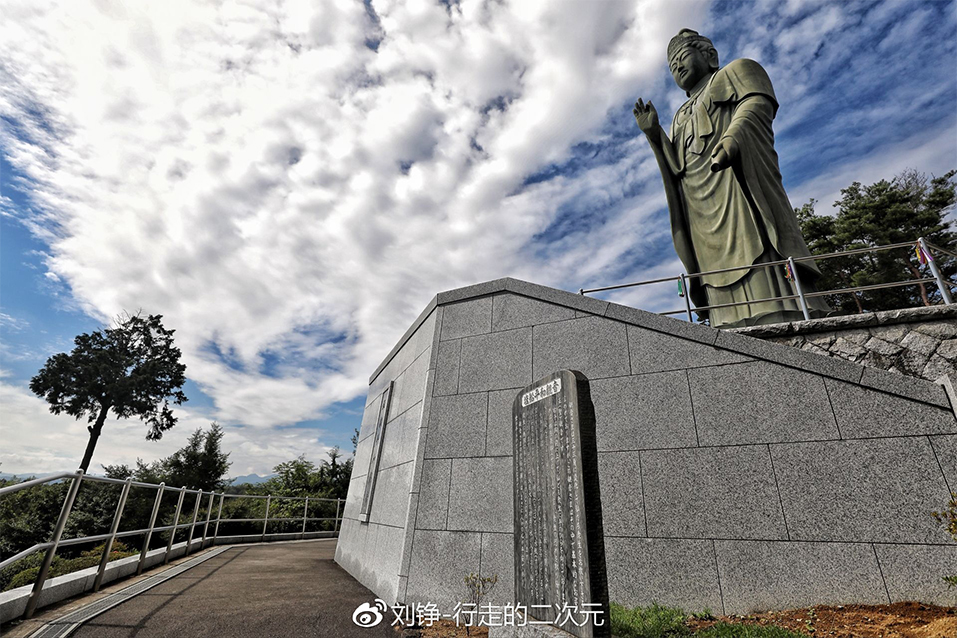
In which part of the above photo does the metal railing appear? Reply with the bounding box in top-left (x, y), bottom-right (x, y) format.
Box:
top-left (579, 237), bottom-right (956, 321)
top-left (0, 470), bottom-right (344, 619)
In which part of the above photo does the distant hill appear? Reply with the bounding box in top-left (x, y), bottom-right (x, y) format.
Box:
top-left (0, 471), bottom-right (68, 482)
top-left (2, 471), bottom-right (278, 487)
top-left (230, 473), bottom-right (276, 485)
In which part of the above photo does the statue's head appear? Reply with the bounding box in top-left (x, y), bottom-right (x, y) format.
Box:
top-left (667, 29), bottom-right (719, 92)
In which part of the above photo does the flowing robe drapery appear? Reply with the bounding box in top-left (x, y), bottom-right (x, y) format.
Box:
top-left (651, 58), bottom-right (829, 327)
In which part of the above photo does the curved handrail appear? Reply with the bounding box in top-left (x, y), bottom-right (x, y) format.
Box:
top-left (0, 471), bottom-right (345, 620)
top-left (579, 237), bottom-right (955, 319)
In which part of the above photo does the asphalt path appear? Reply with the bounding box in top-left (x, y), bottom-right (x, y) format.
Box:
top-left (70, 539), bottom-right (397, 638)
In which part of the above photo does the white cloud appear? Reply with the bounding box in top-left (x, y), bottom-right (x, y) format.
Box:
top-left (0, 378), bottom-right (334, 476)
top-left (2, 0), bottom-right (954, 476)
top-left (1, 0), bottom-right (704, 463)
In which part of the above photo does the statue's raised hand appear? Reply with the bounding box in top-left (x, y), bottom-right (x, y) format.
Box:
top-left (633, 99), bottom-right (658, 135)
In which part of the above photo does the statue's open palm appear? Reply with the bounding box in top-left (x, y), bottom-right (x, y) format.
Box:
top-left (633, 99), bottom-right (658, 134)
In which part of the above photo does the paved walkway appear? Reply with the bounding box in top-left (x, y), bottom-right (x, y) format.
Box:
top-left (66, 539), bottom-right (395, 638)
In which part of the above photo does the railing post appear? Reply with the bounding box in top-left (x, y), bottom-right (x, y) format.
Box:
top-left (787, 257), bottom-right (812, 320)
top-left (24, 470), bottom-right (85, 619)
top-left (261, 496), bottom-right (271, 542)
top-left (919, 237), bottom-right (954, 304)
top-left (164, 486), bottom-right (187, 564)
top-left (301, 497), bottom-right (309, 540)
top-left (213, 494), bottom-right (225, 543)
top-left (201, 492), bottom-right (215, 548)
top-left (679, 274), bottom-right (694, 321)
top-left (334, 499), bottom-right (342, 534)
top-left (94, 477), bottom-right (132, 592)
top-left (138, 483), bottom-right (165, 575)
top-left (185, 491), bottom-right (202, 556)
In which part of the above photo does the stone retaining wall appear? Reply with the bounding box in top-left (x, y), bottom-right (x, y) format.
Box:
top-left (733, 306), bottom-right (957, 382)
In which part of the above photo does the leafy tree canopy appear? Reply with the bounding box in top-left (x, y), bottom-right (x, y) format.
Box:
top-left (797, 169), bottom-right (956, 314)
top-left (248, 450), bottom-right (352, 501)
top-left (104, 423), bottom-right (232, 492)
top-left (30, 313), bottom-right (187, 471)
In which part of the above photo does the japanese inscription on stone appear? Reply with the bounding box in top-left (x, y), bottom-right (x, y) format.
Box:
top-left (513, 370), bottom-right (609, 638)
top-left (360, 381), bottom-right (393, 524)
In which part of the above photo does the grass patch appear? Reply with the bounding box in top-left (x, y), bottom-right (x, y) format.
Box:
top-left (610, 602), bottom-right (690, 637)
top-left (697, 623), bottom-right (805, 638)
top-left (610, 602), bottom-right (805, 638)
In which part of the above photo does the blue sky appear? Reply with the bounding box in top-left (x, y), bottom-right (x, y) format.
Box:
top-left (1, 0), bottom-right (955, 475)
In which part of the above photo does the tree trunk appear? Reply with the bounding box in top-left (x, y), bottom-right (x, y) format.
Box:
top-left (906, 263), bottom-right (931, 306)
top-left (79, 403), bottom-right (111, 472)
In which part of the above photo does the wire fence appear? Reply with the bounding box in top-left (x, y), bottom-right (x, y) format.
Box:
top-left (579, 237), bottom-right (955, 321)
top-left (0, 470), bottom-right (344, 619)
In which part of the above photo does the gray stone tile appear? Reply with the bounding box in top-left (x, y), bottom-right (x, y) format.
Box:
top-left (396, 575), bottom-right (409, 604)
top-left (447, 457), bottom-right (514, 533)
top-left (437, 279), bottom-right (509, 304)
top-left (492, 294), bottom-right (576, 331)
top-left (627, 325), bottom-right (751, 374)
top-left (860, 366), bottom-right (951, 409)
top-left (416, 459), bottom-right (452, 530)
top-left (505, 278), bottom-right (610, 316)
top-left (369, 462), bottom-right (414, 528)
top-left (480, 532), bottom-right (516, 606)
top-left (930, 434), bottom-right (957, 492)
top-left (370, 523), bottom-right (405, 601)
top-left (532, 316), bottom-right (630, 381)
top-left (360, 392), bottom-right (382, 439)
top-left (369, 304), bottom-right (438, 386)
top-left (605, 302), bottom-right (718, 345)
top-left (715, 540), bottom-right (888, 613)
top-left (605, 537), bottom-right (722, 613)
top-left (641, 446), bottom-right (787, 540)
top-left (825, 379), bottom-right (957, 439)
top-left (772, 437), bottom-right (952, 544)
top-left (434, 339), bottom-right (461, 396)
top-left (689, 361), bottom-right (840, 446)
top-left (406, 530), bottom-right (482, 610)
top-left (487, 389), bottom-right (518, 456)
top-left (714, 329), bottom-right (865, 383)
top-left (591, 372), bottom-right (697, 452)
top-left (459, 329), bottom-right (533, 393)
top-left (597, 452), bottom-right (646, 537)
top-left (399, 493), bottom-right (419, 577)
top-left (342, 473), bottom-right (366, 521)
top-left (353, 426), bottom-right (375, 481)
top-left (380, 402), bottom-right (424, 471)
top-left (390, 348), bottom-right (431, 422)
top-left (875, 543), bottom-right (957, 606)
top-left (410, 382), bottom-right (434, 494)
top-left (441, 297), bottom-right (493, 341)
top-left (426, 393), bottom-right (488, 458)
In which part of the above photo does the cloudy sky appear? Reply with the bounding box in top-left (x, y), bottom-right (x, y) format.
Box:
top-left (2, 0), bottom-right (955, 477)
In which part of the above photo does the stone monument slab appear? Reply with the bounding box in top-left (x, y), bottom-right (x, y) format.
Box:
top-left (512, 370), bottom-right (609, 638)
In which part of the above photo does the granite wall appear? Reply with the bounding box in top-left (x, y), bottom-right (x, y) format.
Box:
top-left (334, 304), bottom-right (438, 603)
top-left (337, 279), bottom-right (957, 615)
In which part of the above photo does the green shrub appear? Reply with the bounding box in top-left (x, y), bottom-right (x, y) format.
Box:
top-left (2, 542), bottom-right (138, 592)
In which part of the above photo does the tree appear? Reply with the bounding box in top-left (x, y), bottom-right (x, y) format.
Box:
top-left (257, 449), bottom-right (352, 500)
top-left (30, 313), bottom-right (187, 472)
top-left (797, 169), bottom-right (956, 314)
top-left (160, 423), bottom-right (232, 492)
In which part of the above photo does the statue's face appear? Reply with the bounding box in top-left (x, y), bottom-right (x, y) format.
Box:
top-left (669, 45), bottom-right (711, 91)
